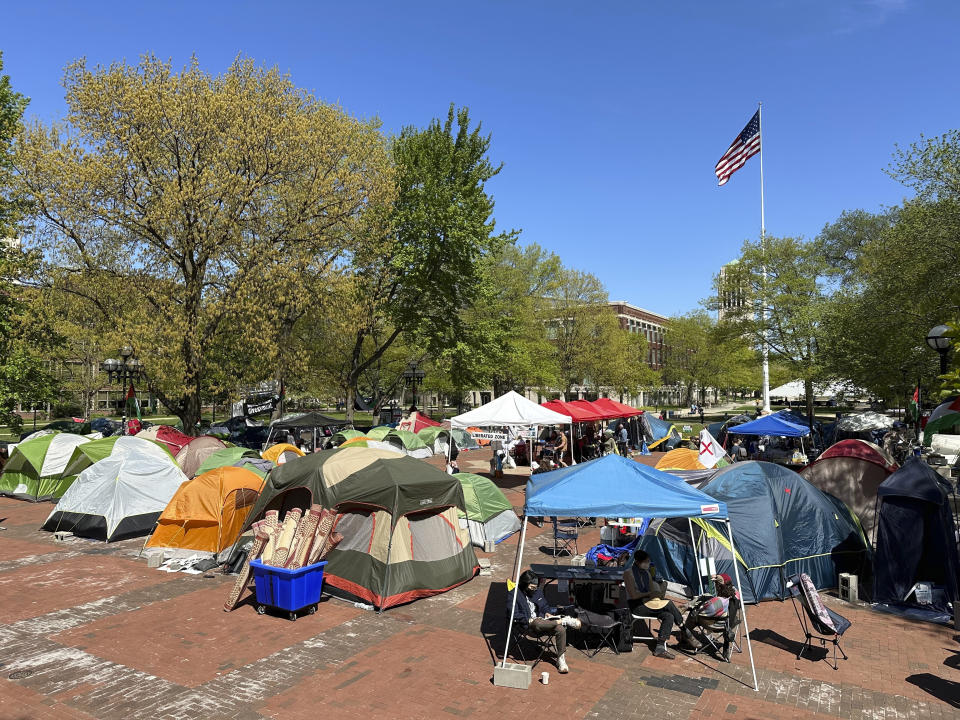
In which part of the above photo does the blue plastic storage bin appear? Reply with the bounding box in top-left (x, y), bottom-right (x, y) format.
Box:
top-left (250, 559), bottom-right (327, 619)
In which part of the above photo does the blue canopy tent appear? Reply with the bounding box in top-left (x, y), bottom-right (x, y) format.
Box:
top-left (727, 414), bottom-right (810, 437)
top-left (502, 454), bottom-right (758, 690)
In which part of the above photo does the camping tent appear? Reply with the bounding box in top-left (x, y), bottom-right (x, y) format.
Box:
top-left (382, 429), bottom-right (433, 459)
top-left (231, 457), bottom-right (274, 478)
top-left (453, 472), bottom-right (521, 547)
top-left (800, 439), bottom-right (898, 542)
top-left (0, 433), bottom-right (92, 502)
top-left (338, 436), bottom-right (401, 453)
top-left (135, 425), bottom-right (194, 456)
top-left (418, 427), bottom-right (451, 454)
top-left (830, 411), bottom-right (895, 444)
top-left (641, 414), bottom-right (682, 450)
top-left (641, 461), bottom-right (870, 603)
top-left (42, 451), bottom-right (188, 541)
top-left (727, 414), bottom-right (810, 437)
top-left (873, 458), bottom-right (960, 608)
top-left (146, 466), bottom-right (264, 554)
top-left (396, 411), bottom-right (442, 434)
top-left (56, 436), bottom-right (174, 499)
top-left (261, 442), bottom-right (305, 464)
top-left (175, 436), bottom-right (227, 478)
top-left (923, 398), bottom-right (960, 444)
top-left (330, 429), bottom-right (366, 447)
top-left (507, 453), bottom-right (757, 691)
top-left (193, 446), bottom-right (260, 478)
top-left (366, 426), bottom-right (393, 441)
top-left (655, 448), bottom-right (706, 471)
top-left (244, 447), bottom-right (478, 609)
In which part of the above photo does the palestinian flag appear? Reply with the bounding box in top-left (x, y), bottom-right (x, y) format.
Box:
top-left (908, 387), bottom-right (920, 423)
top-left (126, 383), bottom-right (141, 421)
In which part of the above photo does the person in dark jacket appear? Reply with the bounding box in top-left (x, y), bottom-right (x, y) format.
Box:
top-left (509, 569), bottom-right (581, 673)
top-left (623, 550), bottom-right (696, 659)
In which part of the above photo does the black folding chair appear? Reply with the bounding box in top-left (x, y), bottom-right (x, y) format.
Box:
top-left (507, 620), bottom-right (554, 667)
top-left (551, 517), bottom-right (578, 557)
top-left (574, 610), bottom-right (621, 658)
top-left (787, 573), bottom-right (851, 670)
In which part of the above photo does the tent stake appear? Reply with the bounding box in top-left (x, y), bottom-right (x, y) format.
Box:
top-left (725, 519), bottom-right (758, 691)
top-left (501, 514), bottom-right (528, 668)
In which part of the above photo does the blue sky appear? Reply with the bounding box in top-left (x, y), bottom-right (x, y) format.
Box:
top-left (4, 1), bottom-right (958, 316)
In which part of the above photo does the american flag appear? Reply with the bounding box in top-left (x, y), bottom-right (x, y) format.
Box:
top-left (715, 110), bottom-right (761, 186)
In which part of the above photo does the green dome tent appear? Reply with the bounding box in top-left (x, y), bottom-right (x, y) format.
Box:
top-left (194, 446), bottom-right (260, 477)
top-left (0, 433), bottom-right (92, 502)
top-left (244, 446), bottom-right (478, 610)
top-left (366, 426), bottom-right (393, 441)
top-left (453, 473), bottom-right (521, 547)
top-left (383, 429), bottom-right (433, 459)
top-left (330, 429), bottom-right (366, 447)
top-left (418, 426), bottom-right (451, 454)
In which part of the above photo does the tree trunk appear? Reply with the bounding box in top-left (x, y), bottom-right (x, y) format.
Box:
top-left (345, 385), bottom-right (356, 425)
top-left (804, 378), bottom-right (815, 431)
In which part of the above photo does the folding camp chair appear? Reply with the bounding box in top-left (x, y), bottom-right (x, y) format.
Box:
top-left (507, 620), bottom-right (555, 667)
top-left (786, 573), bottom-right (850, 670)
top-left (682, 596), bottom-right (743, 663)
top-left (551, 517), bottom-right (578, 557)
top-left (629, 610), bottom-right (661, 643)
top-left (574, 609), bottom-right (622, 658)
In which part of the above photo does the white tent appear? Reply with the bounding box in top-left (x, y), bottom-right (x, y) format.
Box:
top-left (450, 391), bottom-right (572, 429)
top-left (42, 451), bottom-right (188, 542)
top-left (769, 380), bottom-right (865, 402)
top-left (450, 391), bottom-right (573, 469)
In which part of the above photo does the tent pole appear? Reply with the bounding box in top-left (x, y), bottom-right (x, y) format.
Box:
top-left (725, 519), bottom-right (758, 691)
top-left (568, 423), bottom-right (576, 466)
top-left (502, 513), bottom-right (529, 668)
top-left (688, 518), bottom-right (704, 595)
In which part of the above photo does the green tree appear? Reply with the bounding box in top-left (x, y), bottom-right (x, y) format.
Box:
top-left (0, 54), bottom-right (58, 432)
top-left (335, 105), bottom-right (514, 421)
top-left (713, 236), bottom-right (830, 424)
top-left (16, 55), bottom-right (393, 432)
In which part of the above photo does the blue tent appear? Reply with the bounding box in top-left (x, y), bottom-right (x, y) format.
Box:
top-left (524, 454), bottom-right (727, 519)
top-left (727, 413), bottom-right (809, 437)
top-left (506, 453), bottom-right (758, 690)
top-left (642, 415), bottom-right (683, 450)
top-left (641, 461), bottom-right (870, 603)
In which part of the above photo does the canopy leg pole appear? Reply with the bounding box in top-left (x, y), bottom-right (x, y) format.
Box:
top-left (725, 519), bottom-right (758, 691)
top-left (568, 424), bottom-right (576, 466)
top-left (502, 514), bottom-right (529, 668)
top-left (688, 518), bottom-right (703, 596)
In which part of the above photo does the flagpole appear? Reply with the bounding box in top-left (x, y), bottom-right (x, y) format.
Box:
top-left (759, 101), bottom-right (771, 414)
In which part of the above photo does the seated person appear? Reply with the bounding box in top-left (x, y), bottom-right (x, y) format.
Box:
top-left (601, 431), bottom-right (618, 456)
top-left (510, 569), bottom-right (581, 674)
top-left (622, 550), bottom-right (697, 659)
top-left (679, 573), bottom-right (740, 659)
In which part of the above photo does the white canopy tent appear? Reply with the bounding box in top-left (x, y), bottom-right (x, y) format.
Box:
top-left (449, 391), bottom-right (574, 469)
top-left (769, 380), bottom-right (864, 402)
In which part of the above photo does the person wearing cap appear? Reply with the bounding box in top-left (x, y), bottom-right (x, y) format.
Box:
top-left (623, 550), bottom-right (698, 659)
top-left (678, 573), bottom-right (741, 658)
top-left (509, 569), bottom-right (582, 674)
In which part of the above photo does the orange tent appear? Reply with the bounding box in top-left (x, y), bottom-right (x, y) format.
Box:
top-left (654, 448), bottom-right (706, 471)
top-left (261, 442), bottom-right (304, 464)
top-left (146, 467), bottom-right (264, 553)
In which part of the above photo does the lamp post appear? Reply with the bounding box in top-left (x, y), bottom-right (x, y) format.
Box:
top-left (926, 324), bottom-right (951, 375)
top-left (402, 361), bottom-right (425, 411)
top-left (101, 346), bottom-right (145, 435)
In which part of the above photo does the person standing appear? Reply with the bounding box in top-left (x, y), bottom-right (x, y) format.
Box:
top-left (617, 423), bottom-right (629, 456)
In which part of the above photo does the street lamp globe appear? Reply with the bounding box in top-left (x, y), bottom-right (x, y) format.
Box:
top-left (926, 324), bottom-right (950, 352)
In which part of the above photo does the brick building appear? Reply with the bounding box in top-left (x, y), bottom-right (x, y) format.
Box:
top-left (607, 301), bottom-right (668, 370)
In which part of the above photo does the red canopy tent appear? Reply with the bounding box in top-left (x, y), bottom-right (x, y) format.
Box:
top-left (569, 399), bottom-right (617, 420)
top-left (541, 399), bottom-right (604, 422)
top-left (592, 397), bottom-right (643, 418)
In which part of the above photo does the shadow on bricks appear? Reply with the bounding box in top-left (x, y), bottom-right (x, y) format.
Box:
top-left (906, 673), bottom-right (960, 708)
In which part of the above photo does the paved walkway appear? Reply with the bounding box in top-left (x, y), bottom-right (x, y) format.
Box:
top-left (1, 450), bottom-right (958, 719)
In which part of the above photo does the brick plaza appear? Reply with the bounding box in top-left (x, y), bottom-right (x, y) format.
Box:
top-left (0, 450), bottom-right (958, 720)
